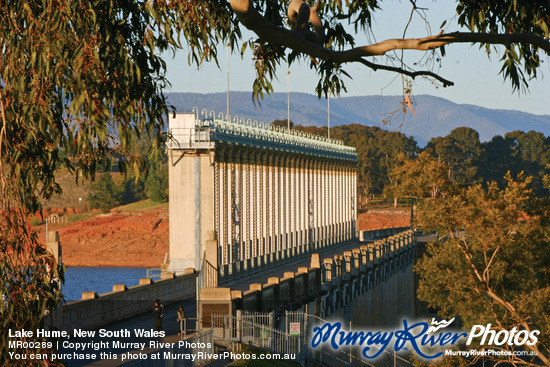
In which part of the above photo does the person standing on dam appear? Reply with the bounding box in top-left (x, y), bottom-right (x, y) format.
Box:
top-left (153, 299), bottom-right (164, 331)
top-left (176, 305), bottom-right (186, 337)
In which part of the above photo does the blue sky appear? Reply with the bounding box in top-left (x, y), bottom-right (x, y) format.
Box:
top-left (163, 1), bottom-right (549, 116)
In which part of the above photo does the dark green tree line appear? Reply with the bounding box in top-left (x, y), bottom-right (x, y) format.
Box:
top-left (423, 128), bottom-right (550, 194)
top-left (294, 124), bottom-right (550, 202)
top-left (425, 127), bottom-right (483, 186)
top-left (292, 123), bottom-right (419, 208)
top-left (88, 150), bottom-right (169, 212)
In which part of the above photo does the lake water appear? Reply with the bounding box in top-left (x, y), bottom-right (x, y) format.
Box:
top-left (63, 267), bottom-right (149, 302)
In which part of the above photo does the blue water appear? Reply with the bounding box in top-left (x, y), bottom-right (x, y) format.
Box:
top-left (62, 267), bottom-right (148, 302)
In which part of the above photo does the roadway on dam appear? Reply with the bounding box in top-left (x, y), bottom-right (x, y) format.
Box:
top-left (223, 233), bottom-right (437, 292)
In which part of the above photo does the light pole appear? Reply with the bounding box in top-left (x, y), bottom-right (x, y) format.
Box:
top-left (286, 70), bottom-right (290, 130)
top-left (226, 42), bottom-right (230, 121)
top-left (327, 89), bottom-right (331, 140)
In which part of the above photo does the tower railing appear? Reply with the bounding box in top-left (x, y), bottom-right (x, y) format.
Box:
top-left (167, 110), bottom-right (357, 161)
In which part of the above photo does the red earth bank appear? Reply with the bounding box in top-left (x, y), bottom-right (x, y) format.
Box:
top-left (36, 207), bottom-right (411, 267)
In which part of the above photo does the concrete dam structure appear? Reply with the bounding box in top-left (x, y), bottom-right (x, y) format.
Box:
top-left (167, 111), bottom-right (358, 282)
top-left (166, 111), bottom-right (421, 335)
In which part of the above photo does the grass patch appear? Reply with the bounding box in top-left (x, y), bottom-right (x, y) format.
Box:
top-left (66, 211), bottom-right (98, 224)
top-left (30, 216), bottom-right (42, 226)
top-left (65, 199), bottom-right (167, 224)
top-left (227, 345), bottom-right (301, 367)
top-left (115, 199), bottom-right (168, 212)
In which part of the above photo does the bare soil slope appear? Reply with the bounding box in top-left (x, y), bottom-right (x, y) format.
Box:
top-left (35, 204), bottom-right (410, 267)
top-left (358, 207), bottom-right (412, 230)
top-left (36, 209), bottom-right (168, 267)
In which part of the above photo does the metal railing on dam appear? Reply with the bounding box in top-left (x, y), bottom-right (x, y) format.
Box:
top-left (119, 329), bottom-right (214, 367)
top-left (167, 109), bottom-right (357, 161)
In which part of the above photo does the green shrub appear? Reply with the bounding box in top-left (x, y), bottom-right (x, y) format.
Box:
top-left (122, 177), bottom-right (147, 204)
top-left (30, 216), bottom-right (41, 226)
top-left (146, 169), bottom-right (168, 202)
top-left (145, 149), bottom-right (168, 203)
top-left (87, 173), bottom-right (123, 212)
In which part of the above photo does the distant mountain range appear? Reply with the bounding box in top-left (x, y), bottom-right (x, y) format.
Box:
top-left (167, 92), bottom-right (550, 146)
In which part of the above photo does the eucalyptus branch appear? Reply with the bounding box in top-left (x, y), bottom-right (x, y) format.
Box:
top-left (358, 59), bottom-right (454, 87)
top-left (229, 0), bottom-right (550, 80)
top-left (483, 242), bottom-right (502, 284)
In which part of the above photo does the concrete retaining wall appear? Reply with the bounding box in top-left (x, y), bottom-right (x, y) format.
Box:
top-left (333, 261), bottom-right (415, 328)
top-left (62, 269), bottom-right (197, 331)
top-left (232, 266), bottom-right (322, 313)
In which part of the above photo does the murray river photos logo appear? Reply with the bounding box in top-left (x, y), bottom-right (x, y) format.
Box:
top-left (311, 318), bottom-right (540, 360)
